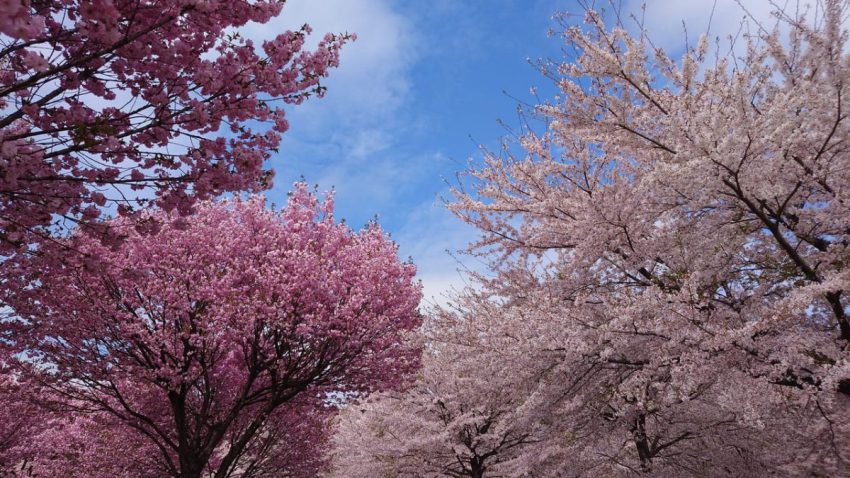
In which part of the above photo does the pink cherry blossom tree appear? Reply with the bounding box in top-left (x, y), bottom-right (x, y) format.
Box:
top-left (327, 299), bottom-right (550, 478)
top-left (329, 285), bottom-right (783, 477)
top-left (0, 0), bottom-right (350, 255)
top-left (444, 0), bottom-right (850, 474)
top-left (2, 184), bottom-right (422, 478)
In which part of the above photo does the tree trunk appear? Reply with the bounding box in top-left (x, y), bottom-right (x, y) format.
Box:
top-left (176, 459), bottom-right (204, 478)
top-left (470, 456), bottom-right (486, 478)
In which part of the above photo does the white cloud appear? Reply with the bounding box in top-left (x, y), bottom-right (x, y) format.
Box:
top-left (394, 197), bottom-right (486, 310)
top-left (242, 0), bottom-right (416, 132)
top-left (622, 0), bottom-right (780, 53)
top-left (350, 129), bottom-right (392, 158)
top-left (241, 0), bottom-right (426, 221)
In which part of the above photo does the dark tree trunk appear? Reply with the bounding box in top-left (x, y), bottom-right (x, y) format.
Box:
top-left (470, 456), bottom-right (486, 478)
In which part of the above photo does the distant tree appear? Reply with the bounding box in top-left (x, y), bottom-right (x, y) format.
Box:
top-left (442, 0), bottom-right (850, 475)
top-left (0, 0), bottom-right (350, 255)
top-left (327, 298), bottom-right (548, 478)
top-left (2, 184), bottom-right (422, 478)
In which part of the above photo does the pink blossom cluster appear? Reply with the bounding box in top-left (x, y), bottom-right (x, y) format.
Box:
top-left (0, 0), bottom-right (45, 39)
top-left (0, 0), bottom-right (350, 256)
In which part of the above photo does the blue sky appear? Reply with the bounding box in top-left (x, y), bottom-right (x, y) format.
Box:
top-left (242, 0), bottom-right (776, 305)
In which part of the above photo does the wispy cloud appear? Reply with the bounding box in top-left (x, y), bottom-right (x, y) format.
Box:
top-left (621, 1), bottom-right (788, 53)
top-left (245, 0), bottom-right (416, 134)
top-left (236, 0), bottom-right (427, 224)
top-left (393, 197), bottom-right (485, 309)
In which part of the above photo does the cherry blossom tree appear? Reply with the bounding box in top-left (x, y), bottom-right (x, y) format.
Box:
top-left (327, 299), bottom-right (550, 478)
top-left (0, 362), bottom-right (50, 477)
top-left (329, 284), bottom-right (784, 477)
top-left (1, 184), bottom-right (422, 478)
top-left (0, 0), bottom-right (350, 255)
top-left (443, 0), bottom-right (850, 474)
